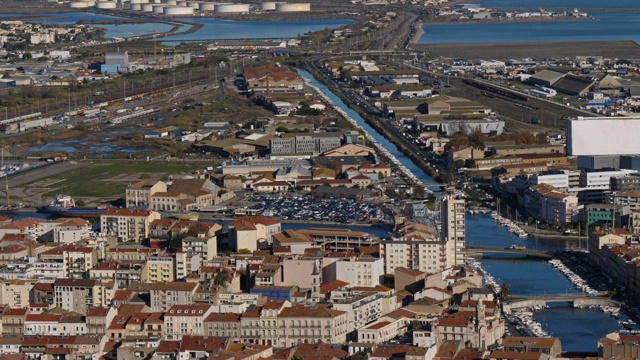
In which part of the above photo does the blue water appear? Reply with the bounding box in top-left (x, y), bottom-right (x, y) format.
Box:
top-left (161, 18), bottom-right (355, 42)
top-left (534, 303), bottom-right (622, 352)
top-left (0, 12), bottom-right (174, 38)
top-left (420, 11), bottom-right (640, 44)
top-left (297, 69), bottom-right (438, 186)
top-left (467, 213), bottom-right (621, 351)
top-left (478, 0), bottom-right (638, 8)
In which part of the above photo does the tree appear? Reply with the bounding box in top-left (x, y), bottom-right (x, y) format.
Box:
top-left (238, 248), bottom-right (252, 254)
top-left (498, 283), bottom-right (511, 301)
top-left (22, 52), bottom-right (32, 60)
top-left (213, 269), bottom-right (231, 287)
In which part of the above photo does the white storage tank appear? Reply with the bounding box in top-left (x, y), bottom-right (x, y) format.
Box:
top-left (142, 3), bottom-right (155, 11)
top-left (214, 3), bottom-right (249, 12)
top-left (69, 1), bottom-right (92, 8)
top-left (151, 0), bottom-right (161, 4)
top-left (130, 3), bottom-right (142, 10)
top-left (165, 0), bottom-right (177, 5)
top-left (188, 1), bottom-right (200, 9)
top-left (275, 2), bottom-right (310, 11)
top-left (199, 2), bottom-right (215, 10)
top-left (153, 4), bottom-right (167, 13)
top-left (259, 1), bottom-right (277, 10)
top-left (96, 1), bottom-right (117, 9)
top-left (130, 0), bottom-right (149, 4)
top-left (163, 5), bottom-right (194, 14)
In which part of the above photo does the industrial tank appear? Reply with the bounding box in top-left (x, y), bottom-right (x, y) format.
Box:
top-left (141, 3), bottom-right (155, 11)
top-left (259, 1), bottom-right (277, 10)
top-left (69, 1), bottom-right (93, 8)
top-left (275, 2), bottom-right (310, 11)
top-left (214, 3), bottom-right (250, 12)
top-left (199, 2), bottom-right (215, 10)
top-left (163, 5), bottom-right (195, 14)
top-left (95, 1), bottom-right (117, 9)
top-left (152, 4), bottom-right (167, 13)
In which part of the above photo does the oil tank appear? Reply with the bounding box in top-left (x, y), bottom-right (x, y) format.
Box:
top-left (199, 2), bottom-right (215, 10)
top-left (165, 0), bottom-right (177, 5)
top-left (163, 5), bottom-right (194, 14)
top-left (153, 4), bottom-right (167, 13)
top-left (69, 1), bottom-right (92, 8)
top-left (130, 3), bottom-right (142, 10)
top-left (96, 1), bottom-right (117, 9)
top-left (214, 3), bottom-right (250, 12)
top-left (142, 3), bottom-right (155, 11)
top-left (130, 0), bottom-right (149, 3)
top-left (177, 1), bottom-right (188, 6)
top-left (188, 1), bottom-right (200, 9)
top-left (275, 2), bottom-right (310, 11)
top-left (259, 1), bottom-right (277, 10)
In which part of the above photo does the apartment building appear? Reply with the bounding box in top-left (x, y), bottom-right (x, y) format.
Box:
top-left (229, 216), bottom-right (281, 252)
top-left (204, 313), bottom-right (241, 338)
top-left (331, 288), bottom-right (383, 332)
top-left (125, 180), bottom-right (167, 208)
top-left (182, 236), bottom-right (218, 261)
top-left (269, 135), bottom-right (341, 155)
top-left (100, 209), bottom-right (161, 242)
top-left (441, 195), bottom-right (466, 266)
top-left (325, 257), bottom-right (385, 287)
top-left (53, 279), bottom-right (107, 315)
top-left (382, 240), bottom-right (446, 275)
top-left (142, 256), bottom-right (175, 283)
top-left (150, 282), bottom-right (199, 312)
top-left (0, 279), bottom-right (35, 308)
top-left (164, 304), bottom-right (213, 339)
top-left (277, 304), bottom-right (349, 347)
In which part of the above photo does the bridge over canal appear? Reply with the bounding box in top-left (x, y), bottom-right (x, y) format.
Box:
top-left (466, 245), bottom-right (554, 260)
top-left (502, 294), bottom-right (622, 314)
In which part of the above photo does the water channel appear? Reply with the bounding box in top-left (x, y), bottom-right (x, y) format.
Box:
top-left (299, 69), bottom-right (622, 352)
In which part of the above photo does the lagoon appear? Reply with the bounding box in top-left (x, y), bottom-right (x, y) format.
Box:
top-left (160, 18), bottom-right (355, 43)
top-left (420, 11), bottom-right (640, 44)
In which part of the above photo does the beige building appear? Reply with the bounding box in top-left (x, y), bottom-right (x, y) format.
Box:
top-left (204, 313), bottom-right (241, 338)
top-left (0, 279), bottom-right (35, 308)
top-left (432, 300), bottom-right (504, 349)
top-left (150, 282), bottom-right (198, 311)
top-left (278, 304), bottom-right (349, 347)
top-left (100, 209), bottom-right (161, 242)
top-left (53, 279), bottom-right (111, 315)
top-left (142, 255), bottom-right (175, 283)
top-left (125, 180), bottom-right (167, 208)
top-left (588, 228), bottom-right (632, 266)
top-left (40, 244), bottom-right (97, 279)
top-left (382, 240), bottom-right (446, 275)
top-left (150, 191), bottom-right (190, 212)
top-left (441, 194), bottom-right (466, 267)
top-left (164, 304), bottom-right (213, 339)
top-left (229, 216), bottom-right (281, 252)
top-left (182, 236), bottom-right (218, 261)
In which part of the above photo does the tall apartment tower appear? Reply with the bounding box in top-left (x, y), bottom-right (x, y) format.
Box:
top-left (440, 194), bottom-right (466, 267)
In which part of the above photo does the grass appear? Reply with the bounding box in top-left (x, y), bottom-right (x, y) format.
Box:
top-left (21, 162), bottom-right (201, 200)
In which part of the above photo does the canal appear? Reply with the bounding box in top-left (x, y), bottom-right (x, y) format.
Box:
top-left (300, 69), bottom-right (622, 352)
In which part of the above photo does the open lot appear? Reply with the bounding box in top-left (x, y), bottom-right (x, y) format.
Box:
top-left (14, 162), bottom-right (203, 206)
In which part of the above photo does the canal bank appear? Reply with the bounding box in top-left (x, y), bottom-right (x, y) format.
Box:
top-left (300, 65), bottom-right (624, 352)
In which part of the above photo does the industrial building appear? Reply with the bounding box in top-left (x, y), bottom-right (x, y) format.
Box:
top-left (568, 116), bottom-right (640, 156)
top-left (101, 51), bottom-right (129, 74)
top-left (270, 134), bottom-right (341, 155)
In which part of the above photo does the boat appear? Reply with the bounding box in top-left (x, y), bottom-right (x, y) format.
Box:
top-left (173, 213), bottom-right (200, 221)
top-left (38, 194), bottom-right (106, 219)
top-left (41, 194), bottom-right (76, 213)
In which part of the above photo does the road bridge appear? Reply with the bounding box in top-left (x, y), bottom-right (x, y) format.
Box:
top-left (466, 245), bottom-right (554, 260)
top-left (503, 294), bottom-right (622, 314)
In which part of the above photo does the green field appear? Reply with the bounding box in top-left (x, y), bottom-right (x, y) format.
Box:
top-left (23, 162), bottom-right (203, 200)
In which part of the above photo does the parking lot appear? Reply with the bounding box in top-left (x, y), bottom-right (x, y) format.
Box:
top-left (246, 194), bottom-right (383, 223)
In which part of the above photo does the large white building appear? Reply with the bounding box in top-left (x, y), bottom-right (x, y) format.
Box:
top-left (567, 116), bottom-right (640, 156)
top-left (530, 171), bottom-right (569, 189)
top-left (325, 257), bottom-right (385, 287)
top-left (441, 195), bottom-right (466, 267)
top-left (383, 240), bottom-right (446, 274)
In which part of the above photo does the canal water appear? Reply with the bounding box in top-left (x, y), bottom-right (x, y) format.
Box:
top-left (297, 69), bottom-right (438, 186)
top-left (301, 68), bottom-right (622, 351)
top-left (466, 213), bottom-right (621, 352)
